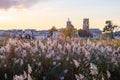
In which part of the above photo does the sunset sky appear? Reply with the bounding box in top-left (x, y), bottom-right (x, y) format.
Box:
top-left (0, 0), bottom-right (119, 30)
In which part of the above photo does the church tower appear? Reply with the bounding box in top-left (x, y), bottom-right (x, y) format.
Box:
top-left (66, 18), bottom-right (72, 27)
top-left (83, 18), bottom-right (89, 31)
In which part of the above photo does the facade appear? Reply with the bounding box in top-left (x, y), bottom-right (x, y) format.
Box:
top-left (90, 29), bottom-right (102, 38)
top-left (52, 30), bottom-right (60, 38)
top-left (114, 31), bottom-right (120, 39)
top-left (34, 30), bottom-right (50, 40)
top-left (5, 29), bottom-right (22, 38)
top-left (0, 30), bottom-right (5, 36)
top-left (114, 31), bottom-right (120, 36)
top-left (0, 30), bottom-right (5, 40)
top-left (24, 29), bottom-right (36, 34)
top-left (83, 18), bottom-right (89, 31)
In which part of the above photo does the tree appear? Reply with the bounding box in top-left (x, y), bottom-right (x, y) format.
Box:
top-left (60, 26), bottom-right (77, 38)
top-left (103, 20), bottom-right (117, 39)
top-left (49, 26), bottom-right (57, 36)
top-left (78, 29), bottom-right (92, 38)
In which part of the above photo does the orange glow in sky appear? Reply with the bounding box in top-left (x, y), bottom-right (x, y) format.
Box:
top-left (0, 0), bottom-right (119, 30)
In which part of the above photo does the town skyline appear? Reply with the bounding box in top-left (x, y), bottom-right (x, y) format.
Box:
top-left (0, 0), bottom-right (120, 30)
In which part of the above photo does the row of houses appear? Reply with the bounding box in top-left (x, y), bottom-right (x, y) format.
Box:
top-left (1, 29), bottom-right (120, 40)
top-left (0, 29), bottom-right (102, 40)
top-left (0, 29), bottom-right (59, 40)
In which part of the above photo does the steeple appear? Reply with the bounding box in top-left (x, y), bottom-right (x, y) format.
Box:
top-left (68, 18), bottom-right (70, 21)
top-left (66, 18), bottom-right (71, 27)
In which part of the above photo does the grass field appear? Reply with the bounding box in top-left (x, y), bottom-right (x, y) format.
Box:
top-left (0, 38), bottom-right (120, 80)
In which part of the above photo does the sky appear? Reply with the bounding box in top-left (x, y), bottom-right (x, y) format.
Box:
top-left (0, 0), bottom-right (120, 30)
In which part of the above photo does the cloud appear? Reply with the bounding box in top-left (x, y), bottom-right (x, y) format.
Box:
top-left (0, 0), bottom-right (40, 9)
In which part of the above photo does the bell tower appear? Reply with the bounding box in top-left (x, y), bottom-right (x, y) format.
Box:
top-left (83, 18), bottom-right (89, 31)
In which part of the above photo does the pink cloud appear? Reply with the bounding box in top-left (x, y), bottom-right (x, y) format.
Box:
top-left (0, 0), bottom-right (39, 9)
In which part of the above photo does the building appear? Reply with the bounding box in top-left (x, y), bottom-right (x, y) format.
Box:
top-left (114, 31), bottom-right (120, 39)
top-left (24, 29), bottom-right (36, 34)
top-left (5, 29), bottom-right (22, 38)
top-left (66, 18), bottom-right (73, 27)
top-left (52, 30), bottom-right (60, 38)
top-left (83, 18), bottom-right (89, 31)
top-left (34, 30), bottom-right (50, 40)
top-left (0, 30), bottom-right (5, 36)
top-left (90, 29), bottom-right (102, 38)
top-left (0, 30), bottom-right (5, 40)
top-left (114, 31), bottom-right (120, 36)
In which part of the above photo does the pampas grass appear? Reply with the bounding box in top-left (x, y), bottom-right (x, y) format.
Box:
top-left (0, 38), bottom-right (119, 80)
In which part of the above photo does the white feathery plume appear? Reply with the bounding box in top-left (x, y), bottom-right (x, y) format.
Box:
top-left (23, 71), bottom-right (27, 79)
top-left (90, 63), bottom-right (98, 75)
top-left (28, 64), bottom-right (32, 74)
top-left (4, 73), bottom-right (7, 79)
top-left (106, 70), bottom-right (111, 79)
top-left (28, 74), bottom-right (32, 80)
top-left (73, 59), bottom-right (79, 68)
